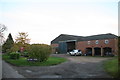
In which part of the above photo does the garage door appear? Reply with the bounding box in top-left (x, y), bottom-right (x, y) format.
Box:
top-left (59, 42), bottom-right (67, 54)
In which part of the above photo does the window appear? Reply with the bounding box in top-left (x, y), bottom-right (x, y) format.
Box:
top-left (95, 40), bottom-right (99, 44)
top-left (105, 40), bottom-right (109, 44)
top-left (88, 41), bottom-right (91, 44)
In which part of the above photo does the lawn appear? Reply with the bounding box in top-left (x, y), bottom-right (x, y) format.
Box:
top-left (2, 54), bottom-right (67, 66)
top-left (103, 57), bottom-right (118, 78)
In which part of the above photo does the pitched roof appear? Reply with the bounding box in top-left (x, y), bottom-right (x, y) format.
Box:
top-left (51, 34), bottom-right (83, 44)
top-left (79, 33), bottom-right (118, 41)
top-left (51, 33), bottom-right (118, 44)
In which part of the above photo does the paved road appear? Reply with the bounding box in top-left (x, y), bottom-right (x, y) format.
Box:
top-left (2, 60), bottom-right (24, 78)
top-left (12, 54), bottom-right (113, 78)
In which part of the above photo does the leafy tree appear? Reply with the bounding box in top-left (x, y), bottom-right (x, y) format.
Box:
top-left (9, 43), bottom-right (21, 53)
top-left (12, 32), bottom-right (30, 53)
top-left (15, 32), bottom-right (30, 44)
top-left (10, 43), bottom-right (30, 56)
top-left (2, 33), bottom-right (14, 53)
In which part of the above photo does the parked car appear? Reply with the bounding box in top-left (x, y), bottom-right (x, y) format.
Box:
top-left (67, 49), bottom-right (82, 56)
top-left (105, 52), bottom-right (114, 57)
top-left (84, 51), bottom-right (92, 56)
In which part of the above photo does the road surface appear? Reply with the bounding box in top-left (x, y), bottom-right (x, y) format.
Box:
top-left (2, 60), bottom-right (24, 78)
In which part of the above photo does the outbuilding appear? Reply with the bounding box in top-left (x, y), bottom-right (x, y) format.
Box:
top-left (51, 33), bottom-right (118, 56)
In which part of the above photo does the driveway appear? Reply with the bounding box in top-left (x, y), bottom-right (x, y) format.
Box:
top-left (51, 54), bottom-right (113, 63)
top-left (10, 54), bottom-right (113, 78)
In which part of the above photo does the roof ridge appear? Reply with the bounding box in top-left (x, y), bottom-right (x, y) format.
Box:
top-left (84, 33), bottom-right (117, 37)
top-left (60, 34), bottom-right (83, 37)
top-left (61, 33), bottom-right (117, 38)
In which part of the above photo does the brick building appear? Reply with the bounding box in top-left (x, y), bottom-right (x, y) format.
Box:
top-left (51, 33), bottom-right (118, 56)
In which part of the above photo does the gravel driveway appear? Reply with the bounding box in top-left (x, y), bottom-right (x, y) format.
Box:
top-left (11, 54), bottom-right (113, 78)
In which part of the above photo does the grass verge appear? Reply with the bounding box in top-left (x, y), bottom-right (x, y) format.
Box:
top-left (2, 54), bottom-right (67, 66)
top-left (103, 57), bottom-right (118, 78)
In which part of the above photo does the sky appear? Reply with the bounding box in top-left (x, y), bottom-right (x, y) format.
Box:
top-left (0, 0), bottom-right (119, 45)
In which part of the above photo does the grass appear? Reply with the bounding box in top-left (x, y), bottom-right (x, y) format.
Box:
top-left (103, 57), bottom-right (118, 78)
top-left (2, 54), bottom-right (67, 66)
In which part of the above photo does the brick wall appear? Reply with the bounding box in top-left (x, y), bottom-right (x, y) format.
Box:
top-left (76, 38), bottom-right (118, 55)
top-left (51, 44), bottom-right (59, 53)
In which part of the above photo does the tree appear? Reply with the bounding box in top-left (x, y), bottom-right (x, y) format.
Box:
top-left (15, 32), bottom-right (30, 53)
top-left (0, 24), bottom-right (7, 54)
top-left (0, 24), bottom-right (7, 33)
top-left (15, 32), bottom-right (30, 44)
top-left (0, 24), bottom-right (7, 45)
top-left (2, 33), bottom-right (14, 53)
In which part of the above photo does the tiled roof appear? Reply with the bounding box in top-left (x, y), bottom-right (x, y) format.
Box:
top-left (51, 33), bottom-right (118, 44)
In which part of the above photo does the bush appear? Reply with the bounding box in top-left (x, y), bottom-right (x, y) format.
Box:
top-left (23, 51), bottom-right (29, 57)
top-left (27, 44), bottom-right (52, 62)
top-left (9, 52), bottom-right (20, 59)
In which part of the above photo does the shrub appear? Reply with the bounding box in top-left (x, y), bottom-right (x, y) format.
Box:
top-left (9, 52), bottom-right (20, 59)
top-left (23, 51), bottom-right (29, 57)
top-left (27, 44), bottom-right (52, 62)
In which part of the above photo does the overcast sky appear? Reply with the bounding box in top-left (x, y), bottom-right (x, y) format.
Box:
top-left (0, 0), bottom-right (119, 45)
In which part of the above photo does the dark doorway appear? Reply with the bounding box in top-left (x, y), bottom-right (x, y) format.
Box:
top-left (103, 47), bottom-right (112, 56)
top-left (67, 41), bottom-right (75, 52)
top-left (94, 47), bottom-right (101, 56)
top-left (86, 48), bottom-right (92, 56)
top-left (54, 47), bottom-right (59, 53)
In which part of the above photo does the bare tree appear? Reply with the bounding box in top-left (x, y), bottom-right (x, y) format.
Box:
top-left (0, 24), bottom-right (7, 32)
top-left (0, 24), bottom-right (7, 45)
top-left (0, 24), bottom-right (7, 54)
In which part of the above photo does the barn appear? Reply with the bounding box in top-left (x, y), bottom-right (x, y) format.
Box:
top-left (51, 33), bottom-right (118, 56)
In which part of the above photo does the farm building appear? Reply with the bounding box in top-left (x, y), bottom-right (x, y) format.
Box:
top-left (51, 33), bottom-right (118, 56)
